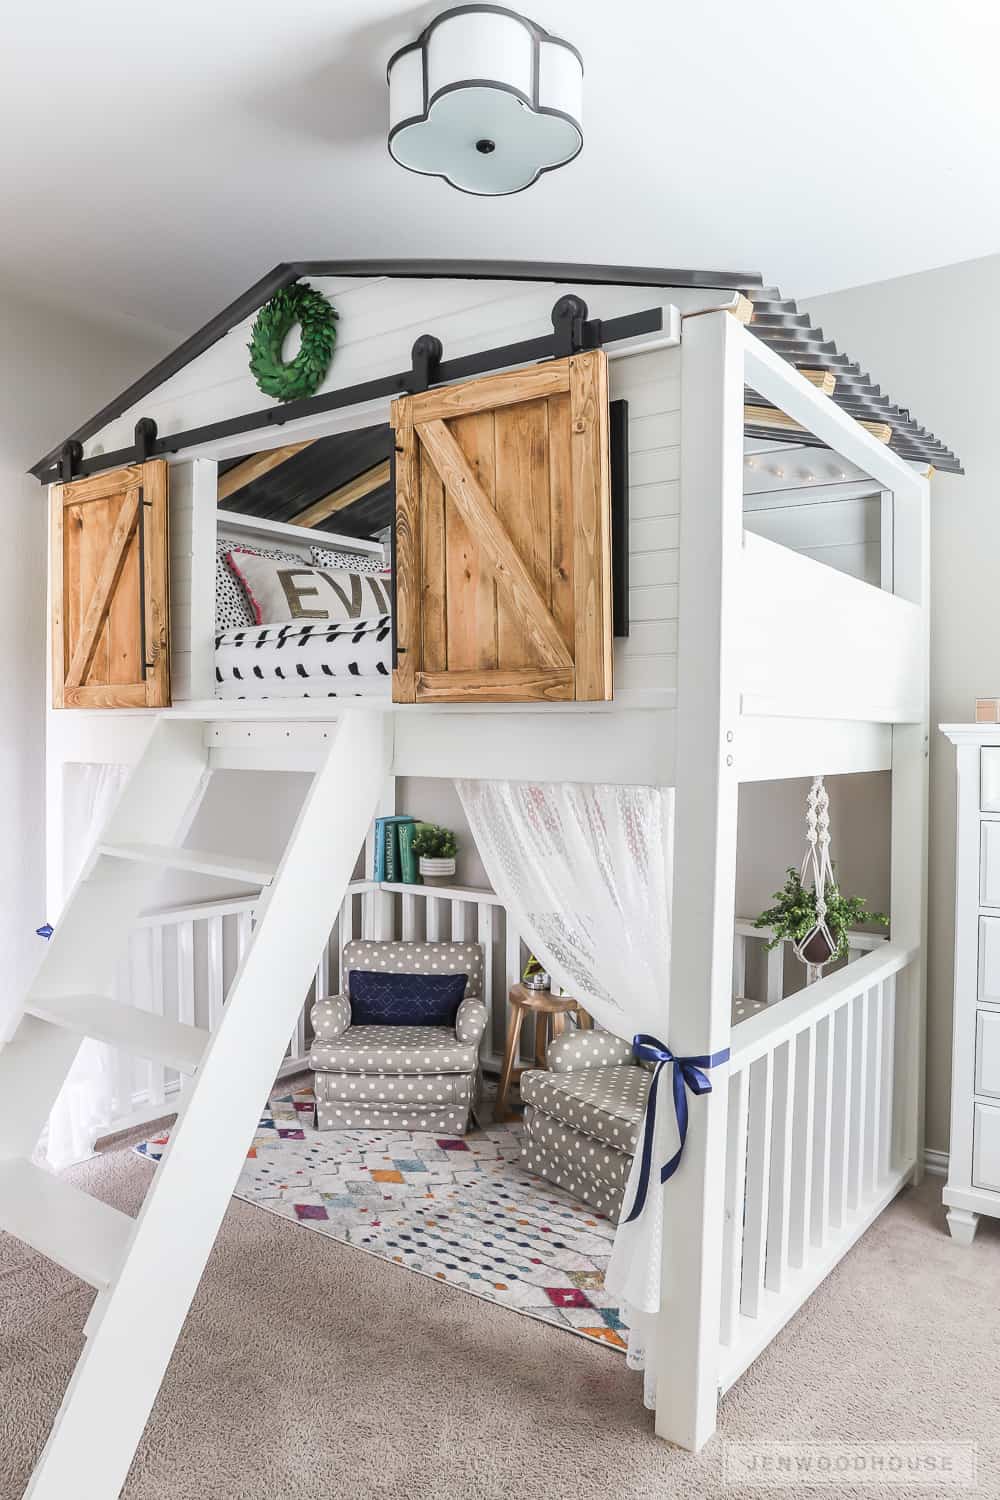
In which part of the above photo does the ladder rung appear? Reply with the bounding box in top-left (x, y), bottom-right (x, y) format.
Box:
top-left (98, 842), bottom-right (276, 885)
top-left (0, 1158), bottom-right (133, 1290)
top-left (26, 996), bottom-right (209, 1075)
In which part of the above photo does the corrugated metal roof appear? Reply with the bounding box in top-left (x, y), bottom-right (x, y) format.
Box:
top-left (745, 287), bottom-right (962, 474)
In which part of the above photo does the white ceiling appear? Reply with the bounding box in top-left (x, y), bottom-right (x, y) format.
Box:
top-left (4, 0), bottom-right (999, 339)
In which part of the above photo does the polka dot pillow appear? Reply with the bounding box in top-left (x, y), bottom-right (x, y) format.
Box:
top-left (311, 544), bottom-right (390, 576)
top-left (215, 538), bottom-right (309, 631)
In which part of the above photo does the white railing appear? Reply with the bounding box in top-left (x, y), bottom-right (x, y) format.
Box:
top-left (106, 885), bottom-right (367, 1136)
top-left (732, 917), bottom-right (886, 1005)
top-left (104, 877), bottom-right (521, 1136)
top-left (105, 884), bottom-right (890, 1140)
top-left (718, 942), bottom-right (917, 1391)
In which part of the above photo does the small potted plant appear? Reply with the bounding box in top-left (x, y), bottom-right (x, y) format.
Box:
top-left (411, 823), bottom-right (458, 885)
top-left (754, 867), bottom-right (889, 981)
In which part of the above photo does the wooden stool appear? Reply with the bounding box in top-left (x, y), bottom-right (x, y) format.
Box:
top-left (495, 983), bottom-right (593, 1123)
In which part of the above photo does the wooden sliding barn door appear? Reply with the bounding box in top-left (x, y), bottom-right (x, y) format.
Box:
top-left (51, 460), bottom-right (171, 708)
top-left (392, 351), bottom-right (613, 703)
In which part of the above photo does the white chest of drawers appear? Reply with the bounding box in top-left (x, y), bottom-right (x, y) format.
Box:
top-left (942, 725), bottom-right (1000, 1242)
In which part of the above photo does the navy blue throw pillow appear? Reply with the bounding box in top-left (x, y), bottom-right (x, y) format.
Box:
top-left (349, 969), bottom-right (468, 1027)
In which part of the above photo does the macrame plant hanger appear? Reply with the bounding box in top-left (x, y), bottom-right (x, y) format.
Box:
top-left (795, 776), bottom-right (838, 985)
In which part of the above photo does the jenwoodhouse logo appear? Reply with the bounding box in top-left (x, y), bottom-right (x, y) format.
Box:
top-left (721, 1442), bottom-right (978, 1489)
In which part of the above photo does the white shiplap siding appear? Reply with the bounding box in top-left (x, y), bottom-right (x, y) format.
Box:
top-left (611, 345), bottom-right (681, 698)
top-left (169, 460), bottom-right (216, 703)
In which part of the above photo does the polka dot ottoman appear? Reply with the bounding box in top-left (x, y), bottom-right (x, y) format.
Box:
top-left (519, 1029), bottom-right (651, 1222)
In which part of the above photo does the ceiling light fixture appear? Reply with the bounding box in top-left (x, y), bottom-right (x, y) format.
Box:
top-left (387, 5), bottom-right (583, 196)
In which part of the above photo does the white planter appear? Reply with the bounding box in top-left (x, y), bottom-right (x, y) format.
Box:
top-left (419, 855), bottom-right (456, 884)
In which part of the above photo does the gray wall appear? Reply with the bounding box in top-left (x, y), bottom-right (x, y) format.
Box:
top-left (804, 252), bottom-right (1000, 1155)
top-left (0, 291), bottom-right (168, 1007)
top-left (396, 773), bottom-right (890, 922)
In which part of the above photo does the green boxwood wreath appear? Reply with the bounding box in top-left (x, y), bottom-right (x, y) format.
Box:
top-left (247, 282), bottom-right (338, 402)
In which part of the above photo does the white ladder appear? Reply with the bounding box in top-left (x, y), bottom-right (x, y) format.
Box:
top-left (2, 711), bottom-right (391, 1499)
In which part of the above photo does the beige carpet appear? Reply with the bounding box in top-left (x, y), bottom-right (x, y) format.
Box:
top-left (1, 1129), bottom-right (998, 1500)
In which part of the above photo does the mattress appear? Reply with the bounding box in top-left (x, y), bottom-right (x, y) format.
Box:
top-left (214, 616), bottom-right (392, 700)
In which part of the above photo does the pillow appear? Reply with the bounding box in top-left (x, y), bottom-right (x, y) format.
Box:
top-left (348, 969), bottom-right (468, 1027)
top-left (227, 550), bottom-right (393, 626)
top-left (215, 538), bottom-right (307, 631)
top-left (310, 544), bottom-right (390, 576)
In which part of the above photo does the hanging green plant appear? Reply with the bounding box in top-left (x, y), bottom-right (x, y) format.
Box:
top-left (247, 282), bottom-right (338, 402)
top-left (753, 866), bottom-right (888, 961)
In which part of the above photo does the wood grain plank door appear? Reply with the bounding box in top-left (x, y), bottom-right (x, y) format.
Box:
top-left (51, 460), bottom-right (170, 709)
top-left (392, 351), bottom-right (613, 704)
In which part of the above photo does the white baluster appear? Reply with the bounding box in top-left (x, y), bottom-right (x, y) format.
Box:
top-left (451, 900), bottom-right (471, 942)
top-left (787, 1024), bottom-right (816, 1268)
top-left (765, 943), bottom-right (784, 1004)
top-left (177, 921), bottom-right (196, 1030)
top-left (206, 916), bottom-right (224, 1033)
top-left (741, 1051), bottom-right (774, 1318)
top-left (374, 886), bottom-right (394, 940)
top-left (732, 933), bottom-right (747, 1002)
top-left (811, 1011), bottom-right (835, 1251)
top-left (847, 988), bottom-right (869, 1212)
top-left (147, 926), bottom-right (166, 1109)
top-left (236, 909), bottom-right (253, 973)
top-left (478, 903), bottom-right (496, 1062)
top-left (426, 897), bottom-right (443, 941)
top-left (315, 939), bottom-right (331, 1003)
top-left (113, 954), bottom-right (134, 1119)
top-left (764, 1036), bottom-right (796, 1294)
top-left (340, 892), bottom-right (355, 956)
top-left (828, 1000), bottom-right (855, 1230)
top-left (720, 1065), bottom-right (749, 1344)
top-left (863, 984), bottom-right (884, 1198)
top-left (505, 918), bottom-right (522, 1063)
top-left (879, 974), bottom-right (896, 1181)
top-left (402, 892), bottom-right (418, 940)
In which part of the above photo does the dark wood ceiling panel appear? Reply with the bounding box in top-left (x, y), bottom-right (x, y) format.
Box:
top-left (220, 424), bottom-right (394, 532)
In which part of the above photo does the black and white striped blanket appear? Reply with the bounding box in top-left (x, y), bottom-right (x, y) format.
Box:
top-left (214, 616), bottom-right (392, 700)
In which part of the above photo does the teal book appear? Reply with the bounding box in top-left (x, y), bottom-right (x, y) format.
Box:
top-left (372, 817), bottom-right (386, 881)
top-left (373, 815), bottom-right (414, 884)
top-left (398, 820), bottom-right (420, 884)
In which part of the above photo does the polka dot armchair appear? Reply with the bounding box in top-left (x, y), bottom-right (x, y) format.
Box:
top-left (519, 1028), bottom-right (649, 1222)
top-left (309, 939), bottom-right (487, 1134)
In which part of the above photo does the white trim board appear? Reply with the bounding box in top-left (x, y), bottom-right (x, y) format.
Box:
top-left (216, 508), bottom-right (383, 555)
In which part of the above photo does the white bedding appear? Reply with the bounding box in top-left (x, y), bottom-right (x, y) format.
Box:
top-left (214, 616), bottom-right (392, 700)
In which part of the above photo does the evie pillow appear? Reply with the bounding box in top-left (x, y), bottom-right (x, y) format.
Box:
top-left (348, 969), bottom-right (468, 1027)
top-left (227, 550), bottom-right (393, 626)
top-left (215, 539), bottom-right (307, 631)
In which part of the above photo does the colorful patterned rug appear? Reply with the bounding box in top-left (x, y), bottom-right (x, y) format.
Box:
top-left (135, 1086), bottom-right (628, 1352)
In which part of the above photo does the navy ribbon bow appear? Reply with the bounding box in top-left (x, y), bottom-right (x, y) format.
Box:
top-left (622, 1034), bottom-right (730, 1225)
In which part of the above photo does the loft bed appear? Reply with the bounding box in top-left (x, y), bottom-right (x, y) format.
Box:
top-left (21, 262), bottom-right (955, 1491)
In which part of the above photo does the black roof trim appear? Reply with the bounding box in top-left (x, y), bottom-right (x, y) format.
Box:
top-left (29, 258), bottom-right (763, 479)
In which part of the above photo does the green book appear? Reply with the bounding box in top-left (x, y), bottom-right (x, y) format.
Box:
top-left (383, 820), bottom-right (398, 882)
top-left (398, 820), bottom-right (420, 884)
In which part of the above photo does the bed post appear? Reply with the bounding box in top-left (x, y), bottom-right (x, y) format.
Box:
top-left (654, 310), bottom-right (744, 1449)
top-left (889, 471), bottom-right (930, 1181)
top-left (365, 774), bottom-right (398, 938)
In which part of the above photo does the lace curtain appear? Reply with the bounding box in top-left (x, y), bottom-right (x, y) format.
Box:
top-left (456, 779), bottom-right (675, 1400)
top-left (43, 762), bottom-right (130, 1170)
